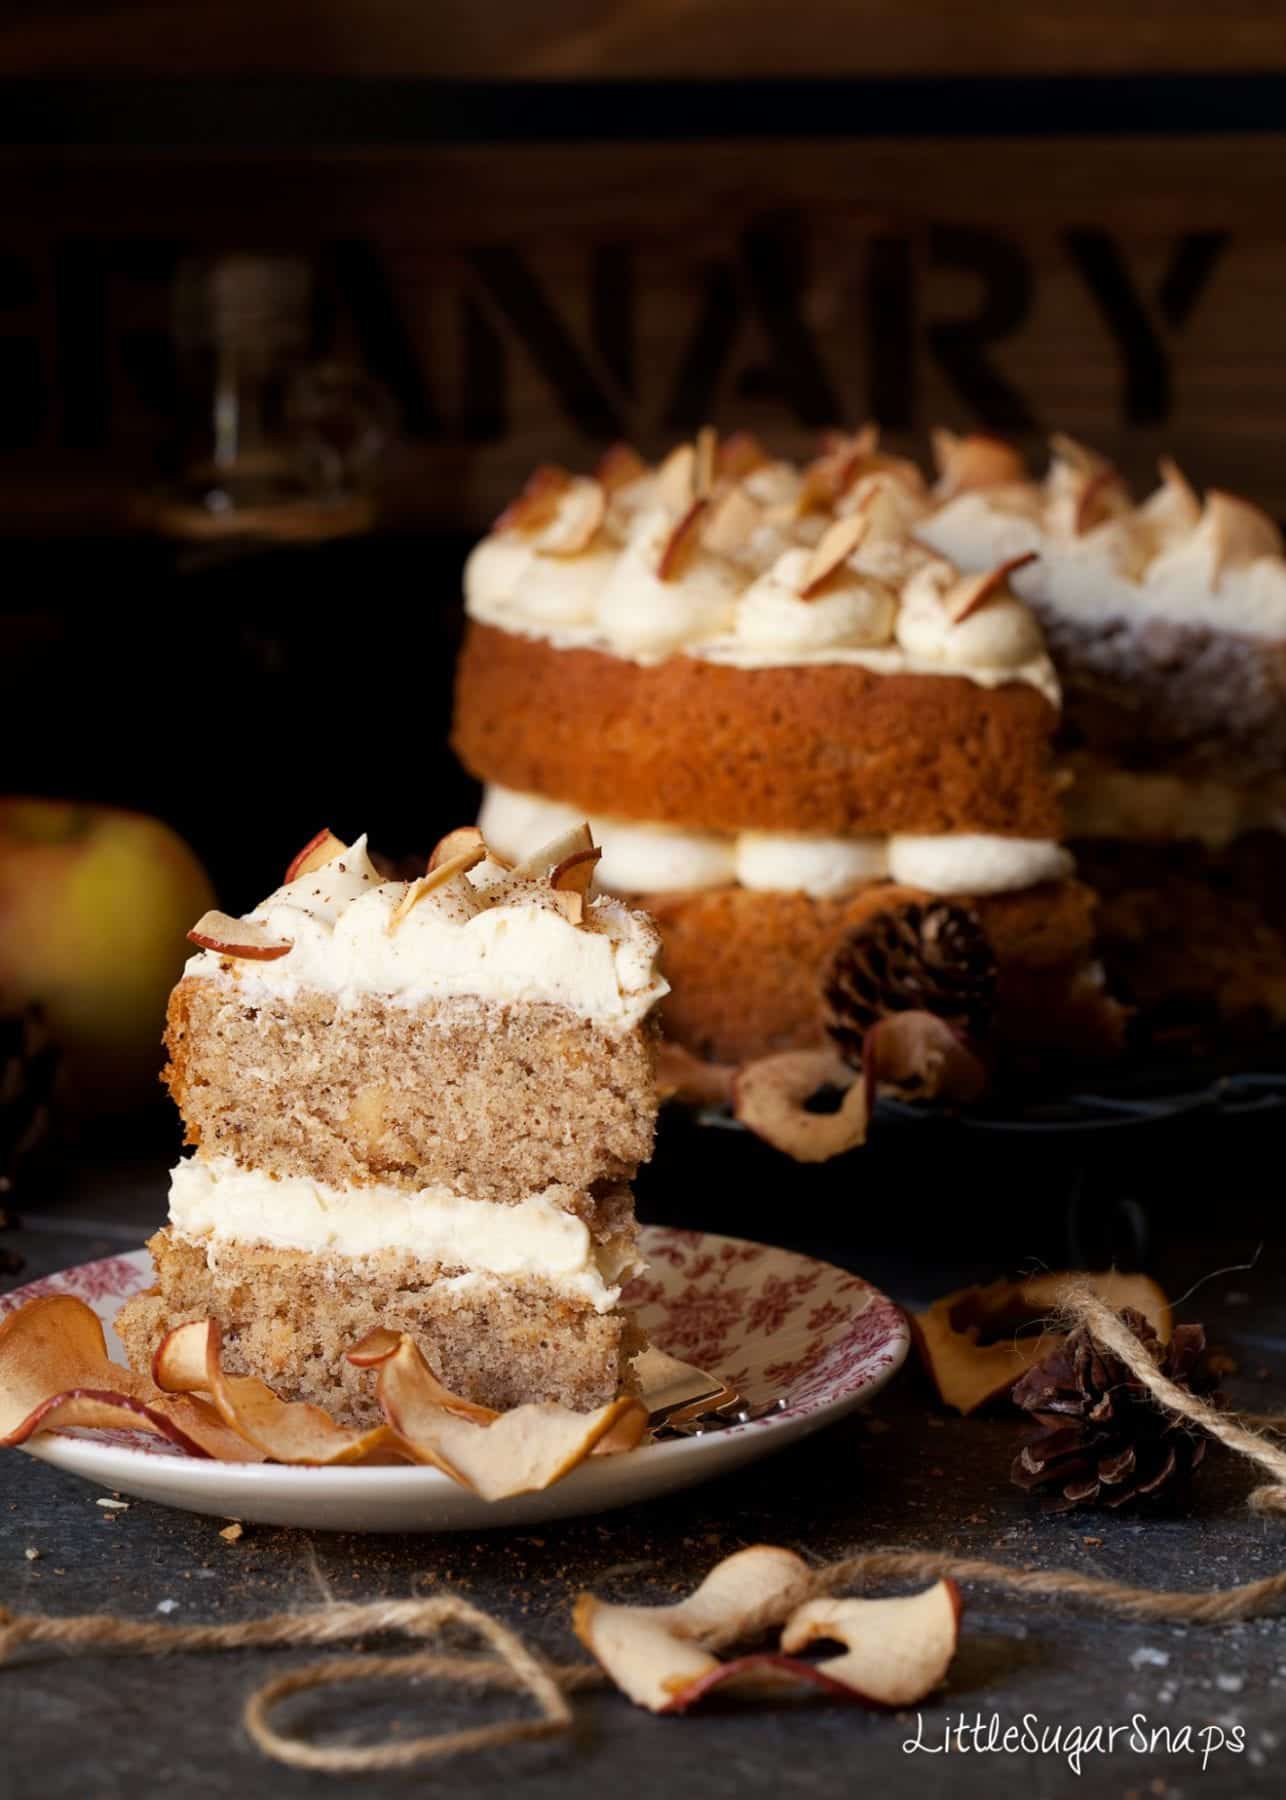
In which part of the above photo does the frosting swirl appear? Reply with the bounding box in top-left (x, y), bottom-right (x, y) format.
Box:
top-left (896, 558), bottom-right (1045, 671)
top-left (736, 547), bottom-right (897, 652)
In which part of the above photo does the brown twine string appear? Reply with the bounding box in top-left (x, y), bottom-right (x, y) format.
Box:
top-left (1058, 1284), bottom-right (1286, 1519)
top-left (6, 1283), bottom-right (1286, 1771)
top-left (7, 1548), bottom-right (1286, 1771)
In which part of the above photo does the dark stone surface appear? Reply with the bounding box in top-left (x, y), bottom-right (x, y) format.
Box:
top-left (4, 1136), bottom-right (1286, 1799)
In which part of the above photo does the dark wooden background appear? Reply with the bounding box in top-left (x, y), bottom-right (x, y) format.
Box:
top-left (3, 6), bottom-right (1285, 893)
top-left (1, 4), bottom-right (1285, 532)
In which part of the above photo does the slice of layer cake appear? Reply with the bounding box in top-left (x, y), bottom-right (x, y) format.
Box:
top-left (116, 825), bottom-right (667, 1423)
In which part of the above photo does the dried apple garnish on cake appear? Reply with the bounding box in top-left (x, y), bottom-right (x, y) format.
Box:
top-left (0, 1291), bottom-right (652, 1489)
top-left (508, 822), bottom-right (595, 881)
top-left (911, 1271), bottom-right (1172, 1414)
top-left (655, 442), bottom-right (698, 511)
top-left (716, 430), bottom-right (768, 480)
top-left (595, 442), bottom-right (648, 494)
top-left (574, 1546), bottom-right (961, 1714)
top-left (797, 511), bottom-right (870, 599)
top-left (154, 1318), bottom-right (401, 1465)
top-left (1074, 468), bottom-right (1128, 535)
top-left (427, 825), bottom-right (488, 872)
top-left (347, 1330), bottom-right (647, 1499)
top-left (549, 844), bottom-right (603, 925)
top-left (530, 475), bottom-right (608, 557)
top-left (1205, 488), bottom-right (1284, 576)
top-left (0, 1295), bottom-right (260, 1461)
top-left (931, 428), bottom-right (1026, 495)
top-left (732, 1049), bottom-right (869, 1162)
top-left (701, 485), bottom-right (762, 557)
top-left (283, 827), bottom-right (348, 884)
top-left (492, 463), bottom-right (571, 533)
top-left (941, 552), bottom-right (1038, 625)
top-left (657, 499), bottom-right (710, 582)
top-left (187, 912), bottom-right (293, 961)
top-left (389, 842), bottom-right (487, 929)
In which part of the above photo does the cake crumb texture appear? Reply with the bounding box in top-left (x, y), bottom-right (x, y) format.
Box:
top-left (164, 979), bottom-right (657, 1200)
top-left (116, 1230), bottom-right (639, 1423)
top-left (453, 620), bottom-right (1065, 838)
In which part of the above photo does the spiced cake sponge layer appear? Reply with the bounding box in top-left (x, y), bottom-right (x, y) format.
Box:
top-left (165, 978), bottom-right (658, 1201)
top-left (645, 879), bottom-right (1124, 1065)
top-left (115, 1230), bottom-right (640, 1424)
top-left (453, 620), bottom-right (1065, 839)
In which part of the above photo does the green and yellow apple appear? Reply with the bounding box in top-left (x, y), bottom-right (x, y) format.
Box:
top-left (0, 799), bottom-right (216, 1115)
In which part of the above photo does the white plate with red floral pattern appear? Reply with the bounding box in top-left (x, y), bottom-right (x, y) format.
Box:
top-left (3, 1229), bottom-right (909, 1531)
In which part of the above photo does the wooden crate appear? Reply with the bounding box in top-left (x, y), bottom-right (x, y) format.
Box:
top-left (1, 6), bottom-right (1284, 529)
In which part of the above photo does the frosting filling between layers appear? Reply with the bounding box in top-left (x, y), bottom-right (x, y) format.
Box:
top-left (479, 783), bottom-right (1072, 899)
top-left (168, 1156), bottom-right (643, 1312)
top-left (182, 833), bottom-right (668, 1031)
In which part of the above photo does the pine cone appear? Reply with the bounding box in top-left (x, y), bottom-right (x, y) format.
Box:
top-left (0, 1005), bottom-right (58, 1190)
top-left (1010, 1309), bottom-right (1219, 1513)
top-left (823, 900), bottom-right (996, 1067)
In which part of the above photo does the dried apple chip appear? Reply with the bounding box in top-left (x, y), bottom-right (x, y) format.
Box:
top-left (656, 498), bottom-right (710, 581)
top-left (354, 1332), bottom-right (644, 1497)
top-left (595, 442), bottom-right (648, 494)
top-left (863, 1011), bottom-right (988, 1105)
top-left (572, 1545), bottom-right (814, 1712)
top-left (574, 1549), bottom-right (960, 1716)
top-left (153, 1319), bottom-right (402, 1465)
top-left (912, 1271), bottom-right (1172, 1414)
top-left (507, 822), bottom-right (595, 881)
top-left (733, 1049), bottom-right (869, 1162)
top-left (779, 1581), bottom-right (962, 1709)
top-left (0, 1295), bottom-right (260, 1460)
top-left (942, 552), bottom-right (1038, 625)
top-left (492, 464), bottom-right (571, 534)
top-left (389, 844), bottom-right (486, 929)
top-left (363, 1332), bottom-right (643, 1499)
top-left (1205, 488), bottom-right (1283, 576)
top-left (798, 511), bottom-right (870, 598)
top-left (931, 428), bottom-right (1026, 495)
top-left (346, 1328), bottom-right (498, 1425)
top-left (283, 827), bottom-right (347, 885)
top-left (427, 825), bottom-right (487, 872)
top-left (187, 911), bottom-right (293, 961)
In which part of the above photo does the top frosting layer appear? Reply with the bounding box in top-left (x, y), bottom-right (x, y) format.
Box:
top-left (183, 832), bottom-right (668, 1032)
top-left (465, 434), bottom-right (1060, 702)
top-left (919, 435), bottom-right (1286, 640)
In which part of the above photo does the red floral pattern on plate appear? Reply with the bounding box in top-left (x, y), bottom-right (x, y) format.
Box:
top-left (1, 1231), bottom-right (908, 1458)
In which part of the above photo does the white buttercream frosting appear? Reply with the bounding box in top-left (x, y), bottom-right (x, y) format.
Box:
top-left (887, 833), bottom-right (1074, 896)
top-left (169, 1156), bottom-right (642, 1311)
top-left (467, 442), bottom-right (1057, 698)
top-left (896, 557), bottom-right (1046, 672)
top-left (736, 548), bottom-right (897, 652)
top-left (479, 784), bottom-right (1065, 901)
top-left (733, 831), bottom-right (889, 898)
top-left (920, 453), bottom-right (1286, 640)
top-left (594, 506), bottom-right (747, 657)
top-left (183, 832), bottom-right (667, 1030)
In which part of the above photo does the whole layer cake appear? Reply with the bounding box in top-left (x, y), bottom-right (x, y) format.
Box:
top-left (116, 825), bottom-right (666, 1421)
top-left (452, 432), bottom-right (1119, 1069)
top-left (918, 431), bottom-right (1286, 1041)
